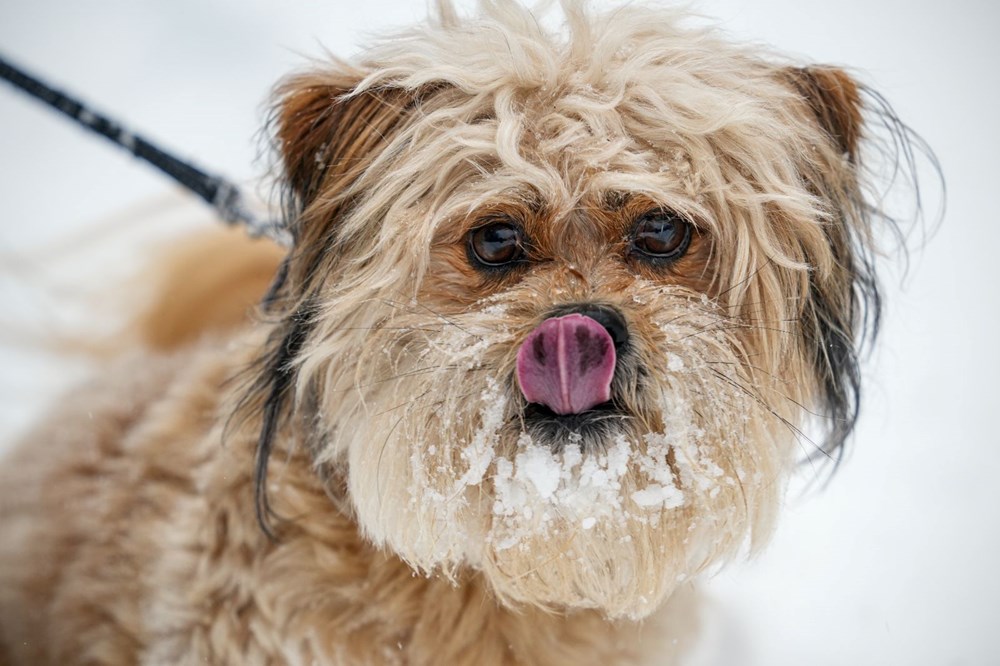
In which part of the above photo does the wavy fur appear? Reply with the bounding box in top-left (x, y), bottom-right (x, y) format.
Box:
top-left (0, 2), bottom-right (931, 664)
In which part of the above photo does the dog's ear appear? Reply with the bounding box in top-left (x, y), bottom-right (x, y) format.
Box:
top-left (780, 65), bottom-right (872, 462)
top-left (271, 71), bottom-right (453, 278)
top-left (783, 66), bottom-right (863, 161)
top-left (251, 73), bottom-right (447, 535)
top-left (274, 72), bottom-right (417, 213)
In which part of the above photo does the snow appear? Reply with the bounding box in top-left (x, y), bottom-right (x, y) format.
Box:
top-left (455, 378), bottom-right (506, 488)
top-left (667, 353), bottom-right (685, 372)
top-left (516, 444), bottom-right (563, 499)
top-left (490, 432), bottom-right (638, 548)
top-left (631, 483), bottom-right (684, 509)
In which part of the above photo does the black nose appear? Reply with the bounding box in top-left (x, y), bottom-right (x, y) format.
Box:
top-left (548, 303), bottom-right (629, 352)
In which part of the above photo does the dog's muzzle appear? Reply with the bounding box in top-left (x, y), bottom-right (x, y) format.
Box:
top-left (516, 306), bottom-right (627, 415)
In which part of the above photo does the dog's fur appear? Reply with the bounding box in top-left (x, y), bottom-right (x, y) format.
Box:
top-left (0, 2), bottom-right (921, 664)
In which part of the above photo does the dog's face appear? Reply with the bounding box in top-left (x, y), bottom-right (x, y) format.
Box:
top-left (251, 3), bottom-right (884, 620)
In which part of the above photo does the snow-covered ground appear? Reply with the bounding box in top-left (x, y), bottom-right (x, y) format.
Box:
top-left (1, 1), bottom-right (996, 664)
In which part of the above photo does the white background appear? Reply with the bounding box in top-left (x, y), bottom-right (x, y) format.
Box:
top-left (0, 1), bottom-right (996, 664)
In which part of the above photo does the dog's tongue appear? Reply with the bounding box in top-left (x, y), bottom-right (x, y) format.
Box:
top-left (516, 313), bottom-right (616, 415)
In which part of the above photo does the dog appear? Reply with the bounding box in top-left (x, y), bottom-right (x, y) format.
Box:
top-left (0, 1), bottom-right (921, 664)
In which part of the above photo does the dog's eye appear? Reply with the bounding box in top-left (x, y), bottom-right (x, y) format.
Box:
top-left (468, 222), bottom-right (525, 267)
top-left (630, 211), bottom-right (692, 262)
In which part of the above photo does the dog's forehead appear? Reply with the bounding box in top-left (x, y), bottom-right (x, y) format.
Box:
top-left (429, 148), bottom-right (697, 225)
top-left (420, 71), bottom-right (781, 246)
top-left (357, 6), bottom-right (801, 211)
top-left (400, 65), bottom-right (805, 238)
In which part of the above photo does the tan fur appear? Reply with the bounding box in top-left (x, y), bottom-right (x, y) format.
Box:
top-left (132, 228), bottom-right (285, 351)
top-left (0, 2), bottom-right (904, 663)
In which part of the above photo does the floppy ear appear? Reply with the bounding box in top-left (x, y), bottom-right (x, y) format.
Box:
top-left (274, 72), bottom-right (416, 216)
top-left (781, 65), bottom-right (874, 462)
top-left (248, 72), bottom-right (448, 536)
top-left (783, 66), bottom-right (864, 161)
top-left (270, 71), bottom-right (454, 287)
top-left (783, 64), bottom-right (938, 467)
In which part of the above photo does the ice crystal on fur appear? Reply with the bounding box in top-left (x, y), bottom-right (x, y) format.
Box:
top-left (490, 434), bottom-right (632, 550)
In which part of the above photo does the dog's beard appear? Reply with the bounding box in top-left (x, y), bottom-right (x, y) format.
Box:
top-left (323, 283), bottom-right (793, 619)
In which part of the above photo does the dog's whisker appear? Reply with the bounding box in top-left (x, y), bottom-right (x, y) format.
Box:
top-left (707, 367), bottom-right (830, 462)
top-left (338, 363), bottom-right (484, 395)
top-left (377, 297), bottom-right (479, 338)
top-left (376, 411), bottom-right (411, 510)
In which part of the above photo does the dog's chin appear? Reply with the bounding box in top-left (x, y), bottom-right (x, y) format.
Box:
top-left (475, 416), bottom-right (693, 619)
top-left (479, 497), bottom-right (692, 620)
top-left (345, 396), bottom-right (778, 620)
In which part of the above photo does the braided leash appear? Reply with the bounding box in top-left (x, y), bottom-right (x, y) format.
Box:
top-left (0, 53), bottom-right (290, 247)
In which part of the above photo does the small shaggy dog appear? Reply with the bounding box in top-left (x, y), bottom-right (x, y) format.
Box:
top-left (0, 2), bottom-right (922, 664)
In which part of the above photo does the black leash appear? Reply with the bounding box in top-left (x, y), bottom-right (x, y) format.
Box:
top-left (0, 52), bottom-right (289, 246)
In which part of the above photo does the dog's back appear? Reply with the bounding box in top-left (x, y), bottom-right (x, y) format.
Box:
top-left (129, 229), bottom-right (285, 352)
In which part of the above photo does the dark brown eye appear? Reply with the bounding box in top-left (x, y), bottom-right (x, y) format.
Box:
top-left (468, 222), bottom-right (524, 268)
top-left (631, 211), bottom-right (692, 262)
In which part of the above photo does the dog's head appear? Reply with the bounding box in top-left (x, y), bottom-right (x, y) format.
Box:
top-left (247, 2), bottom-right (909, 619)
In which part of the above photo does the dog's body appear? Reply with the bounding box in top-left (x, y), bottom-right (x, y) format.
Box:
top-left (0, 2), bottom-right (919, 664)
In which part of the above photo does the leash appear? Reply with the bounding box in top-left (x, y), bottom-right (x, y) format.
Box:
top-left (0, 52), bottom-right (290, 246)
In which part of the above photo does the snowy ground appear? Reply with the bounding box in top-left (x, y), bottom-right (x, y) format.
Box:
top-left (1, 1), bottom-right (997, 664)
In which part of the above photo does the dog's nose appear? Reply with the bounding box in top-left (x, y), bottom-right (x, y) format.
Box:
top-left (567, 305), bottom-right (629, 352)
top-left (516, 306), bottom-right (626, 415)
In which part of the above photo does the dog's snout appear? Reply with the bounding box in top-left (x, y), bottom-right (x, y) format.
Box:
top-left (550, 304), bottom-right (629, 352)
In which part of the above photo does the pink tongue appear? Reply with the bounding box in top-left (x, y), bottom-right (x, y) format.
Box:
top-left (516, 313), bottom-right (616, 415)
